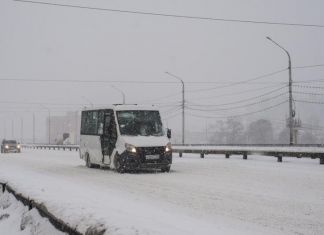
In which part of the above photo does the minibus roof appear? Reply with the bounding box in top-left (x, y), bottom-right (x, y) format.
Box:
top-left (83, 104), bottom-right (160, 112)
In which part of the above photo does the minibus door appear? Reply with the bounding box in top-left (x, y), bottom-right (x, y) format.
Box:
top-left (102, 111), bottom-right (117, 164)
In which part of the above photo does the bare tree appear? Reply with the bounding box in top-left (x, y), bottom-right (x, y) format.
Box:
top-left (208, 118), bottom-right (244, 144)
top-left (225, 118), bottom-right (244, 144)
top-left (300, 131), bottom-right (318, 144)
top-left (246, 119), bottom-right (273, 144)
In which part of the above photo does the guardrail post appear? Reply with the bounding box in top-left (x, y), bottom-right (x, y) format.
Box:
top-left (277, 156), bottom-right (283, 162)
top-left (243, 153), bottom-right (248, 160)
top-left (179, 152), bottom-right (182, 157)
top-left (200, 152), bottom-right (205, 158)
top-left (225, 153), bottom-right (230, 159)
top-left (320, 157), bottom-right (324, 165)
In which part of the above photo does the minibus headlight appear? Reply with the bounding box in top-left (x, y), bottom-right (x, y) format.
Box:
top-left (165, 142), bottom-right (172, 152)
top-left (17, 144), bottom-right (21, 149)
top-left (125, 143), bottom-right (137, 153)
top-left (5, 145), bottom-right (9, 149)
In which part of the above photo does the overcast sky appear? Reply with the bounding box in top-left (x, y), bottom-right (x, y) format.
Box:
top-left (1, 0), bottom-right (324, 142)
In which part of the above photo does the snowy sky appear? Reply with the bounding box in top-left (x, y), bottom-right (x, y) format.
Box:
top-left (1, 0), bottom-right (324, 142)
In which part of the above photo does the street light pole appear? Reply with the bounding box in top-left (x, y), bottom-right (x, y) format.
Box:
top-left (165, 72), bottom-right (185, 145)
top-left (111, 85), bottom-right (126, 104)
top-left (267, 37), bottom-right (294, 145)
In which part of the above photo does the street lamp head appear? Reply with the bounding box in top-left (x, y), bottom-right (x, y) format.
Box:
top-left (110, 84), bottom-right (125, 104)
top-left (266, 36), bottom-right (272, 41)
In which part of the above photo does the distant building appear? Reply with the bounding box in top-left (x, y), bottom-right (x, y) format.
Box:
top-left (46, 111), bottom-right (80, 145)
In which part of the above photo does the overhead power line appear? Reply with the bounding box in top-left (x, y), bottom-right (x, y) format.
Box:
top-left (187, 100), bottom-right (288, 119)
top-left (162, 107), bottom-right (182, 120)
top-left (0, 100), bottom-right (84, 106)
top-left (295, 100), bottom-right (324, 105)
top-left (188, 84), bottom-right (284, 102)
top-left (163, 111), bottom-right (182, 121)
top-left (0, 63), bottom-right (323, 85)
top-left (186, 92), bottom-right (287, 112)
top-left (13, 0), bottom-right (324, 28)
top-left (293, 91), bottom-right (324, 96)
top-left (0, 78), bottom-right (181, 84)
top-left (293, 64), bottom-right (324, 69)
top-left (160, 105), bottom-right (182, 114)
top-left (294, 79), bottom-right (324, 84)
top-left (0, 100), bottom-right (180, 107)
top-left (187, 85), bottom-right (287, 107)
top-left (293, 85), bottom-right (324, 90)
top-left (187, 68), bottom-right (288, 93)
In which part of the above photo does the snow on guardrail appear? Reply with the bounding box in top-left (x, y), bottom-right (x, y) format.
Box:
top-left (21, 143), bottom-right (324, 164)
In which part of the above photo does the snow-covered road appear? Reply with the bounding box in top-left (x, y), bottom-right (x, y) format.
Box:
top-left (0, 149), bottom-right (324, 235)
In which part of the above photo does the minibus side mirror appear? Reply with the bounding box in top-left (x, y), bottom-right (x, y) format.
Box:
top-left (167, 129), bottom-right (171, 139)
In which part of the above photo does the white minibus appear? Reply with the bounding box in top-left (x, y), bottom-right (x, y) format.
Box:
top-left (79, 105), bottom-right (172, 173)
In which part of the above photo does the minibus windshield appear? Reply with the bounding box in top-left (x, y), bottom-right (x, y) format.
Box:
top-left (117, 110), bottom-right (164, 136)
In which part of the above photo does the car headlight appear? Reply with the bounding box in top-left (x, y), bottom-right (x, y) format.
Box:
top-left (5, 145), bottom-right (9, 149)
top-left (17, 145), bottom-right (21, 149)
top-left (125, 143), bottom-right (137, 153)
top-left (165, 142), bottom-right (172, 152)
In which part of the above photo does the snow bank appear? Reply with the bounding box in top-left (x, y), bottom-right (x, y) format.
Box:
top-left (0, 190), bottom-right (66, 235)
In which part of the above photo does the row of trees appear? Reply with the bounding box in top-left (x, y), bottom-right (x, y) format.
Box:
top-left (208, 118), bottom-right (323, 144)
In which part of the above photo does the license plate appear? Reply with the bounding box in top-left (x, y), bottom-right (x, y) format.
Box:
top-left (146, 155), bottom-right (160, 160)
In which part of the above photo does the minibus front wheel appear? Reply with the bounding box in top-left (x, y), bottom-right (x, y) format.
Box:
top-left (115, 154), bottom-right (126, 174)
top-left (161, 166), bottom-right (171, 173)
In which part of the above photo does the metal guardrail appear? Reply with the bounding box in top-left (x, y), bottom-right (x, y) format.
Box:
top-left (173, 143), bottom-right (324, 147)
top-left (21, 144), bottom-right (324, 164)
top-left (172, 145), bottom-right (324, 164)
top-left (22, 144), bottom-right (79, 151)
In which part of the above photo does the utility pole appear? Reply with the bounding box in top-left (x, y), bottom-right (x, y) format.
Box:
top-left (165, 72), bottom-right (185, 145)
top-left (267, 37), bottom-right (294, 145)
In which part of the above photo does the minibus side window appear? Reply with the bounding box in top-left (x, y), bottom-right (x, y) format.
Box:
top-left (81, 111), bottom-right (87, 134)
top-left (81, 111), bottom-right (99, 135)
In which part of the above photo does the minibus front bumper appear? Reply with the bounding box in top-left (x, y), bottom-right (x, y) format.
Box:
top-left (120, 146), bottom-right (172, 170)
